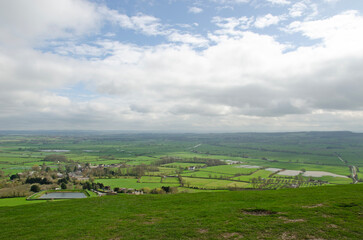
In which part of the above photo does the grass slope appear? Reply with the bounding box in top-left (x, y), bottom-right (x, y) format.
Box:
top-left (0, 185), bottom-right (362, 240)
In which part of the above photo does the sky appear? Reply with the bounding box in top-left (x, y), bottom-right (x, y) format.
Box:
top-left (1, 0), bottom-right (363, 132)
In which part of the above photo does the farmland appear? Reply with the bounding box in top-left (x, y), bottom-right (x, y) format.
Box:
top-left (0, 131), bottom-right (361, 199)
top-left (0, 131), bottom-right (362, 239)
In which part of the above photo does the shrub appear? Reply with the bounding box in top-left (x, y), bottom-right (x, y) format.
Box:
top-left (30, 184), bottom-right (40, 192)
top-left (141, 187), bottom-right (151, 194)
top-left (151, 188), bottom-right (166, 194)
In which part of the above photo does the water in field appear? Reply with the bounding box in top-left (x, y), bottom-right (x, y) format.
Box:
top-left (265, 168), bottom-right (282, 172)
top-left (235, 165), bottom-right (261, 169)
top-left (277, 170), bottom-right (302, 176)
top-left (302, 171), bottom-right (348, 178)
top-left (38, 192), bottom-right (86, 199)
top-left (40, 150), bottom-right (70, 152)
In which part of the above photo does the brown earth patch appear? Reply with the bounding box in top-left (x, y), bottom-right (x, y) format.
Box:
top-left (327, 224), bottom-right (338, 228)
top-left (142, 217), bottom-right (160, 225)
top-left (241, 208), bottom-right (277, 216)
top-left (279, 216), bottom-right (305, 223)
top-left (306, 235), bottom-right (326, 240)
top-left (198, 229), bottom-right (209, 234)
top-left (221, 232), bottom-right (243, 239)
top-left (302, 203), bottom-right (324, 209)
top-left (281, 232), bottom-right (297, 240)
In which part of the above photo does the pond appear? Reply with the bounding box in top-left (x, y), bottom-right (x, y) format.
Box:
top-left (38, 192), bottom-right (87, 199)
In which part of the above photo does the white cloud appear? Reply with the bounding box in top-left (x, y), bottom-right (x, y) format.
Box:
top-left (1, 1), bottom-right (363, 131)
top-left (168, 32), bottom-right (209, 47)
top-left (100, 7), bottom-right (166, 36)
top-left (287, 11), bottom-right (363, 53)
top-left (289, 1), bottom-right (308, 17)
top-left (266, 0), bottom-right (290, 5)
top-left (211, 0), bottom-right (249, 3)
top-left (0, 0), bottom-right (101, 46)
top-left (288, 0), bottom-right (318, 19)
top-left (212, 16), bottom-right (254, 36)
top-left (323, 0), bottom-right (340, 3)
top-left (189, 6), bottom-right (203, 14)
top-left (254, 14), bottom-right (284, 28)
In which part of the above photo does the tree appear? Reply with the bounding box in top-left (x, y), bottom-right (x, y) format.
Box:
top-left (10, 174), bottom-right (20, 181)
top-left (61, 182), bottom-right (67, 189)
top-left (30, 184), bottom-right (40, 192)
top-left (43, 154), bottom-right (67, 162)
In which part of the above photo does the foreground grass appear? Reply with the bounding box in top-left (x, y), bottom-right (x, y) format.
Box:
top-left (0, 184), bottom-right (362, 240)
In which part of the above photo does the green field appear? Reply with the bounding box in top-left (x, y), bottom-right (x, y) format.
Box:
top-left (0, 197), bottom-right (43, 207)
top-left (96, 177), bottom-right (180, 190)
top-left (0, 184), bottom-right (361, 239)
top-left (0, 131), bottom-right (361, 194)
top-left (183, 177), bottom-right (249, 189)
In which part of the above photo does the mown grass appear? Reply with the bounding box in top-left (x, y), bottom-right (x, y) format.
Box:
top-left (0, 184), bottom-right (361, 239)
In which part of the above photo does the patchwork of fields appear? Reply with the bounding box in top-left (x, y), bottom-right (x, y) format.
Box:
top-left (0, 131), bottom-right (361, 198)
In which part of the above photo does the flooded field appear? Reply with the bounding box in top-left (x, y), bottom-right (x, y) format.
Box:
top-left (235, 165), bottom-right (261, 169)
top-left (277, 170), bottom-right (302, 176)
top-left (302, 171), bottom-right (348, 178)
top-left (40, 150), bottom-right (70, 152)
top-left (38, 192), bottom-right (87, 199)
top-left (265, 168), bottom-right (282, 172)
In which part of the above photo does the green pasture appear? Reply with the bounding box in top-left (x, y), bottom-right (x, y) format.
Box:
top-left (181, 171), bottom-right (233, 179)
top-left (145, 167), bottom-right (176, 176)
top-left (199, 164), bottom-right (259, 175)
top-left (96, 177), bottom-right (180, 190)
top-left (232, 170), bottom-right (273, 181)
top-left (244, 159), bottom-right (351, 176)
top-left (310, 176), bottom-right (353, 184)
top-left (162, 162), bottom-right (206, 168)
top-left (140, 176), bottom-right (179, 184)
top-left (1, 185), bottom-right (361, 239)
top-left (0, 197), bottom-right (44, 207)
top-left (183, 177), bottom-right (249, 189)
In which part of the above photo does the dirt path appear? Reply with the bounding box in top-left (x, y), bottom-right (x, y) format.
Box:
top-left (192, 144), bottom-right (202, 149)
top-left (336, 153), bottom-right (358, 184)
top-left (351, 166), bottom-right (359, 184)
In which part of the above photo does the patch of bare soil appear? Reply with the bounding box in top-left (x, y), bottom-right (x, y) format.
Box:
top-left (241, 208), bottom-right (277, 216)
top-left (281, 232), bottom-right (297, 240)
top-left (306, 235), bottom-right (326, 240)
top-left (302, 203), bottom-right (324, 208)
top-left (327, 224), bottom-right (338, 228)
top-left (221, 232), bottom-right (243, 239)
top-left (279, 216), bottom-right (305, 223)
top-left (142, 217), bottom-right (160, 225)
top-left (198, 229), bottom-right (209, 234)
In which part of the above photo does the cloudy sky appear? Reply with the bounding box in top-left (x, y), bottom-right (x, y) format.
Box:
top-left (1, 0), bottom-right (363, 132)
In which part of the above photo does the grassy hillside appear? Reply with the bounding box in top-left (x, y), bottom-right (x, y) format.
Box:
top-left (0, 185), bottom-right (362, 240)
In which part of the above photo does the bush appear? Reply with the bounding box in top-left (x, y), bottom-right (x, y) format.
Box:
top-left (10, 174), bottom-right (20, 181)
top-left (43, 154), bottom-right (67, 162)
top-left (141, 187), bottom-right (151, 194)
top-left (61, 182), bottom-right (67, 189)
top-left (151, 188), bottom-right (166, 194)
top-left (30, 184), bottom-right (40, 192)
